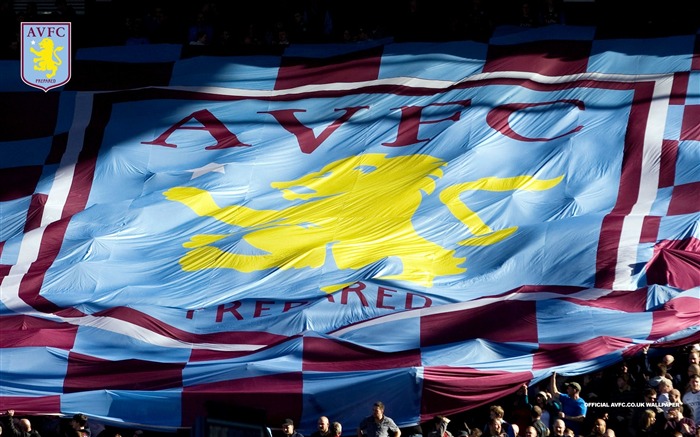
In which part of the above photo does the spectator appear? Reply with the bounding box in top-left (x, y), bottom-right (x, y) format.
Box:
top-left (550, 373), bottom-right (587, 435)
top-left (517, 2), bottom-right (538, 27)
top-left (187, 12), bottom-right (215, 46)
top-left (331, 423), bottom-right (342, 437)
top-left (530, 406), bottom-right (548, 437)
top-left (282, 419), bottom-right (304, 437)
top-left (662, 355), bottom-right (681, 387)
top-left (312, 417), bottom-right (331, 437)
top-left (686, 365), bottom-right (700, 391)
top-left (357, 402), bottom-right (400, 437)
top-left (533, 391), bottom-right (560, 429)
top-left (522, 426), bottom-right (537, 437)
top-left (608, 375), bottom-right (635, 430)
top-left (485, 419), bottom-right (506, 437)
top-left (629, 388), bottom-right (662, 436)
top-left (658, 378), bottom-right (675, 414)
top-left (288, 10), bottom-right (313, 43)
top-left (482, 406), bottom-right (515, 437)
top-left (664, 407), bottom-right (695, 437)
top-left (669, 389), bottom-right (695, 420)
top-left (539, 0), bottom-right (563, 25)
top-left (401, 424), bottom-right (422, 437)
top-left (649, 363), bottom-right (669, 389)
top-left (682, 374), bottom-right (700, 425)
top-left (586, 418), bottom-right (607, 437)
top-left (613, 359), bottom-right (647, 392)
top-left (689, 349), bottom-right (700, 367)
top-left (634, 409), bottom-right (661, 437)
top-left (550, 420), bottom-right (565, 437)
top-left (583, 371), bottom-right (608, 401)
top-left (507, 384), bottom-right (531, 434)
top-left (70, 414), bottom-right (90, 437)
top-left (2, 411), bottom-right (41, 437)
top-left (428, 416), bottom-right (452, 437)
top-left (628, 346), bottom-right (655, 390)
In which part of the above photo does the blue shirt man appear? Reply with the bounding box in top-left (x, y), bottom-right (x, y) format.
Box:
top-left (357, 402), bottom-right (401, 437)
top-left (550, 373), bottom-right (587, 435)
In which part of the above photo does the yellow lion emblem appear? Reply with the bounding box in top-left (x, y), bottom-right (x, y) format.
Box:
top-left (165, 154), bottom-right (562, 288)
top-left (30, 38), bottom-right (63, 78)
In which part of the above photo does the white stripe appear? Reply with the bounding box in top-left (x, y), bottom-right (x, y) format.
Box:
top-left (1, 94), bottom-right (95, 315)
top-left (161, 71), bottom-right (674, 97)
top-left (0, 227), bottom-right (48, 314)
top-left (612, 76), bottom-right (672, 290)
top-left (42, 93), bottom-right (94, 225)
top-left (67, 315), bottom-right (264, 351)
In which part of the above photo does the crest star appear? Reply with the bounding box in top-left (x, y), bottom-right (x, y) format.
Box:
top-left (188, 162), bottom-right (226, 179)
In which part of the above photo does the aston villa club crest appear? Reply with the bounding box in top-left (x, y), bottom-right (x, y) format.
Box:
top-left (21, 22), bottom-right (71, 92)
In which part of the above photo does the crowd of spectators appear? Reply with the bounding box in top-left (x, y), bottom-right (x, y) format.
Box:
top-left (1, 0), bottom-right (699, 60)
top-left (2, 344), bottom-right (700, 437)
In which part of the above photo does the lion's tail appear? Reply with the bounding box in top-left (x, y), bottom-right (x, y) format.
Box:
top-left (53, 46), bottom-right (64, 66)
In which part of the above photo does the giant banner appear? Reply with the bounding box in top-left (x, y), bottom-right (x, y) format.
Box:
top-left (1, 25), bottom-right (699, 431)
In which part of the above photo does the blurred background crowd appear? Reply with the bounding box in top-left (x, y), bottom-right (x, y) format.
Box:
top-left (1, 0), bottom-right (699, 59)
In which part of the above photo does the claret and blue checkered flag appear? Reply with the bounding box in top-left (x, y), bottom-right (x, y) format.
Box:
top-left (1, 25), bottom-right (698, 431)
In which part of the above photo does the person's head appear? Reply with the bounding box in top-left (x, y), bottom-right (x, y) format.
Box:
top-left (658, 377), bottom-right (673, 393)
top-left (469, 430), bottom-right (482, 437)
top-left (552, 419), bottom-right (565, 436)
top-left (434, 416), bottom-right (449, 429)
top-left (655, 363), bottom-right (667, 377)
top-left (615, 375), bottom-right (629, 391)
top-left (523, 426), bottom-right (537, 437)
top-left (687, 373), bottom-right (700, 393)
top-left (565, 381), bottom-right (581, 397)
top-left (592, 419), bottom-right (606, 436)
top-left (643, 387), bottom-right (657, 403)
top-left (331, 422), bottom-right (342, 437)
top-left (640, 410), bottom-right (656, 429)
top-left (688, 364), bottom-right (700, 379)
top-left (667, 406), bottom-right (683, 421)
top-left (604, 429), bottom-right (615, 437)
top-left (510, 425), bottom-right (519, 437)
top-left (531, 405), bottom-right (542, 420)
top-left (372, 402), bottom-right (385, 420)
top-left (488, 418), bottom-right (501, 435)
top-left (663, 355), bottom-right (675, 366)
top-left (669, 388), bottom-right (682, 402)
top-left (534, 392), bottom-right (547, 406)
top-left (563, 429), bottom-right (574, 437)
top-left (489, 405), bottom-right (504, 420)
top-left (689, 349), bottom-right (700, 365)
top-left (282, 419), bottom-right (295, 436)
top-left (71, 414), bottom-right (88, 430)
top-left (19, 419), bottom-right (31, 432)
top-left (318, 417), bottom-right (330, 434)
